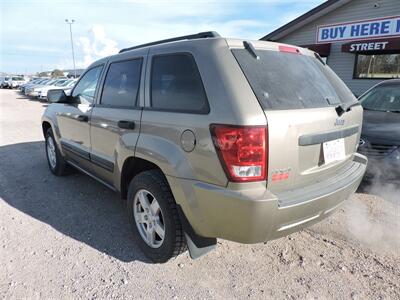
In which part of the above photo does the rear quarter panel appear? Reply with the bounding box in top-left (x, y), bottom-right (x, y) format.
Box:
top-left (135, 38), bottom-right (267, 186)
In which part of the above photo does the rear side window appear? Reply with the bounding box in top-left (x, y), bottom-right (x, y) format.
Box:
top-left (101, 59), bottom-right (142, 107)
top-left (150, 53), bottom-right (209, 113)
top-left (232, 49), bottom-right (356, 110)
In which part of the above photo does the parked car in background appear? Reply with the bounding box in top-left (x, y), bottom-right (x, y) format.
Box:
top-left (8, 76), bottom-right (27, 89)
top-left (42, 32), bottom-right (367, 262)
top-left (25, 79), bottom-right (60, 97)
top-left (21, 78), bottom-right (49, 94)
top-left (0, 76), bottom-right (11, 88)
top-left (20, 79), bottom-right (41, 93)
top-left (33, 78), bottom-right (69, 98)
top-left (38, 79), bottom-right (77, 100)
top-left (357, 79), bottom-right (400, 181)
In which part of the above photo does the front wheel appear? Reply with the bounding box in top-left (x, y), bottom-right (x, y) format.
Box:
top-left (45, 128), bottom-right (68, 176)
top-left (127, 170), bottom-right (187, 263)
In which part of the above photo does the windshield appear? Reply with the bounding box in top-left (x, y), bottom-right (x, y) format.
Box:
top-left (359, 83), bottom-right (400, 112)
top-left (54, 80), bottom-right (68, 86)
top-left (12, 77), bottom-right (24, 80)
top-left (231, 49), bottom-right (357, 110)
top-left (46, 79), bottom-right (57, 85)
top-left (60, 80), bottom-right (73, 86)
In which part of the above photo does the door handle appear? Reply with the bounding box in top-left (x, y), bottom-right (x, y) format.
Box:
top-left (76, 115), bottom-right (89, 122)
top-left (117, 120), bottom-right (135, 130)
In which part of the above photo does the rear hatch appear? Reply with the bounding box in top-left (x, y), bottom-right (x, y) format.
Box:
top-left (230, 41), bottom-right (362, 194)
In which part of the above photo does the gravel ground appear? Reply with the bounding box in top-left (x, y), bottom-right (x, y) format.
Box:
top-left (1, 89), bottom-right (399, 299)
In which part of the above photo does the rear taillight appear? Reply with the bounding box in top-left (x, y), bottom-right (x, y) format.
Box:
top-left (210, 125), bottom-right (268, 182)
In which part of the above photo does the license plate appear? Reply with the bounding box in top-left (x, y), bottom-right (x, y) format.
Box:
top-left (323, 138), bottom-right (346, 164)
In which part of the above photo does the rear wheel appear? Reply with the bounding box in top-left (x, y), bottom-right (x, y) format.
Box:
top-left (127, 170), bottom-right (186, 263)
top-left (45, 128), bottom-right (68, 176)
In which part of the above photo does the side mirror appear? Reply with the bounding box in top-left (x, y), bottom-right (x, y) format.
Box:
top-left (47, 89), bottom-right (69, 103)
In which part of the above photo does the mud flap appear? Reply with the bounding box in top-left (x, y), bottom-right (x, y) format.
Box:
top-left (185, 233), bottom-right (216, 259)
top-left (177, 205), bottom-right (217, 259)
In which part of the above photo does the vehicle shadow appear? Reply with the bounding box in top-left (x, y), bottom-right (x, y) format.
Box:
top-left (16, 93), bottom-right (31, 100)
top-left (15, 93), bottom-right (40, 101)
top-left (0, 141), bottom-right (150, 263)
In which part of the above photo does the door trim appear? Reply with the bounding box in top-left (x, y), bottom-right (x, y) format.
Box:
top-left (61, 141), bottom-right (90, 160)
top-left (61, 141), bottom-right (114, 172)
top-left (91, 153), bottom-right (114, 172)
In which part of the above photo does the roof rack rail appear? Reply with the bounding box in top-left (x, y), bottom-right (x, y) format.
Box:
top-left (119, 31), bottom-right (220, 53)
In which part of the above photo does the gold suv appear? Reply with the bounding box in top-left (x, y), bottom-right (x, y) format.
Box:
top-left (42, 32), bottom-right (367, 263)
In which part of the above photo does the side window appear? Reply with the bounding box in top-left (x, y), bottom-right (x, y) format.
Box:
top-left (150, 53), bottom-right (209, 113)
top-left (101, 59), bottom-right (142, 107)
top-left (72, 66), bottom-right (103, 104)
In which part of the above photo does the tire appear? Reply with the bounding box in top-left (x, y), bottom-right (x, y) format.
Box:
top-left (127, 170), bottom-right (187, 263)
top-left (45, 128), bottom-right (68, 176)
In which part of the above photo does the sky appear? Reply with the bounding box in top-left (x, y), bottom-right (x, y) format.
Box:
top-left (0, 0), bottom-right (325, 74)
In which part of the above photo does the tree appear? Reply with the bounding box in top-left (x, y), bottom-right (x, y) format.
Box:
top-left (51, 69), bottom-right (64, 77)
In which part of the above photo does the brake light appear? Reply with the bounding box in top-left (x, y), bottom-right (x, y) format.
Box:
top-left (210, 125), bottom-right (268, 182)
top-left (279, 45), bottom-right (300, 54)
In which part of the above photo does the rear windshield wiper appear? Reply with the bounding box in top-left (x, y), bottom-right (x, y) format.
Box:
top-left (243, 41), bottom-right (260, 60)
top-left (335, 102), bottom-right (361, 117)
top-left (314, 52), bottom-right (326, 65)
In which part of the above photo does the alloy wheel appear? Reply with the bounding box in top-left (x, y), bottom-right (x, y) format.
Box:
top-left (133, 189), bottom-right (165, 248)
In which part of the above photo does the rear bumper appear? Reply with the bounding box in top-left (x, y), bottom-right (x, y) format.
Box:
top-left (167, 153), bottom-right (367, 244)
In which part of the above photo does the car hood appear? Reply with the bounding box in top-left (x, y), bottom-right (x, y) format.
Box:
top-left (361, 110), bottom-right (400, 145)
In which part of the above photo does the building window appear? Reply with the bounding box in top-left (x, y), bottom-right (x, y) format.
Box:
top-left (354, 54), bottom-right (400, 79)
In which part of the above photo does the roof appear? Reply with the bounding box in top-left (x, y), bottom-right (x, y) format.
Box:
top-left (379, 79), bottom-right (400, 86)
top-left (119, 31), bottom-right (220, 53)
top-left (260, 0), bottom-right (351, 41)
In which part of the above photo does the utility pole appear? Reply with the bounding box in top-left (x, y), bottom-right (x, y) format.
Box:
top-left (65, 19), bottom-right (76, 78)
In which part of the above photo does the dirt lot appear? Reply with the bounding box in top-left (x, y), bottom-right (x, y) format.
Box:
top-left (1, 89), bottom-right (399, 299)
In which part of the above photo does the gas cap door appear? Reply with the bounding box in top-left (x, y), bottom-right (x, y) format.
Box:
top-left (180, 130), bottom-right (196, 152)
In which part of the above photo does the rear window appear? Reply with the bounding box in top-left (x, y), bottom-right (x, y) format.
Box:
top-left (232, 49), bottom-right (356, 110)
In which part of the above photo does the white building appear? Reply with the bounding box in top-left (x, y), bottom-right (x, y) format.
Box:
top-left (261, 0), bottom-right (400, 95)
